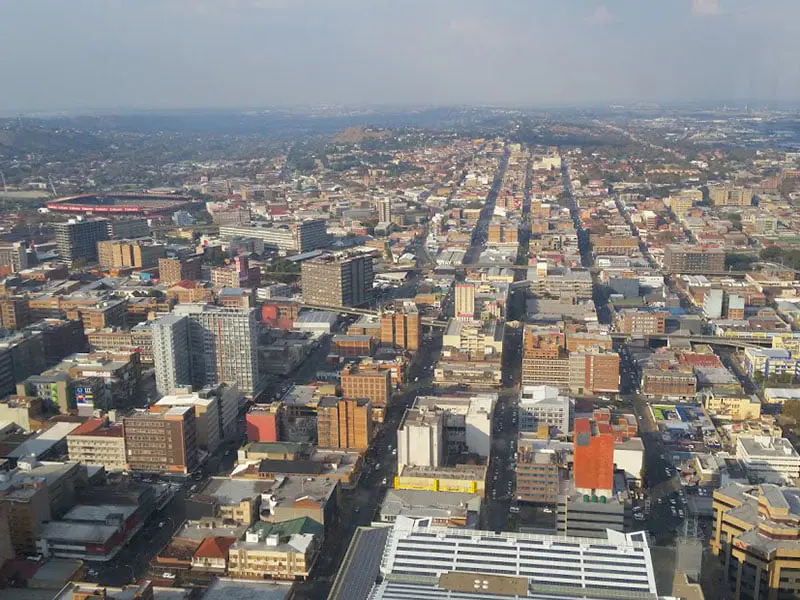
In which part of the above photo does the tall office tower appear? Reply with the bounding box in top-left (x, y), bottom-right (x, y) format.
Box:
top-left (158, 255), bottom-right (203, 286)
top-left (301, 254), bottom-right (374, 307)
top-left (0, 242), bottom-right (29, 272)
top-left (0, 297), bottom-right (31, 330)
top-left (151, 313), bottom-right (192, 396)
top-left (316, 397), bottom-right (373, 450)
top-left (663, 244), bottom-right (726, 274)
top-left (53, 218), bottom-right (109, 263)
top-left (380, 303), bottom-right (421, 351)
top-left (122, 406), bottom-right (199, 473)
top-left (454, 283), bottom-right (475, 320)
top-left (377, 198), bottom-right (392, 224)
top-left (174, 304), bottom-right (262, 397)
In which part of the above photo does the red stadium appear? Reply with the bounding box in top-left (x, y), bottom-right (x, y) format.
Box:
top-left (46, 193), bottom-right (196, 216)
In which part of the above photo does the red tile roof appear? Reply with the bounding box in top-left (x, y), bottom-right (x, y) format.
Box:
top-left (194, 536), bottom-right (235, 560)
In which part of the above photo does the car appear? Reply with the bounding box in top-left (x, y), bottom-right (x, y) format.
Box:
top-left (633, 513), bottom-right (645, 521)
top-left (392, 448), bottom-right (397, 455)
top-left (414, 377), bottom-right (419, 382)
top-left (381, 477), bottom-right (388, 485)
top-left (354, 506), bottom-right (361, 513)
top-left (510, 505), bottom-right (520, 514)
top-left (158, 521), bottom-right (165, 528)
top-left (542, 507), bottom-right (553, 514)
top-left (162, 573), bottom-right (176, 580)
top-left (375, 463), bottom-right (381, 470)
top-left (678, 510), bottom-right (685, 518)
top-left (670, 507), bottom-right (677, 516)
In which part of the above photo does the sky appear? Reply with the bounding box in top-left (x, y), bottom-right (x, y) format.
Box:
top-left (1, 0), bottom-right (799, 113)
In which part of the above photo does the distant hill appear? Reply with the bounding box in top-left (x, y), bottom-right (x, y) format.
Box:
top-left (333, 127), bottom-right (391, 144)
top-left (0, 126), bottom-right (107, 158)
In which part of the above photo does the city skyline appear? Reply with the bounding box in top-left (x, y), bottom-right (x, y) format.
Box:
top-left (1, 0), bottom-right (799, 113)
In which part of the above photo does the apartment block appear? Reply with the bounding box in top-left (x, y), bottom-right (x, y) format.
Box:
top-left (0, 331), bottom-right (46, 397)
top-left (53, 218), bottom-right (109, 263)
top-left (616, 309), bottom-right (668, 335)
top-left (664, 244), bottom-right (726, 274)
top-left (0, 296), bottom-right (30, 330)
top-left (380, 303), bottom-right (421, 351)
top-left (67, 417), bottom-right (127, 471)
top-left (454, 283), bottom-right (475, 320)
top-left (158, 255), bottom-right (203, 286)
top-left (301, 253), bottom-right (374, 308)
top-left (340, 363), bottom-right (391, 411)
top-left (123, 405), bottom-right (199, 473)
top-left (316, 397), bottom-right (373, 450)
top-left (97, 239), bottom-right (166, 269)
top-left (220, 219), bottom-right (328, 253)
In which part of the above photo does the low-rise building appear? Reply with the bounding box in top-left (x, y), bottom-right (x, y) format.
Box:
top-left (518, 385), bottom-right (572, 435)
top-left (228, 517), bottom-right (322, 580)
top-left (67, 417), bottom-right (127, 471)
top-left (735, 435), bottom-right (800, 484)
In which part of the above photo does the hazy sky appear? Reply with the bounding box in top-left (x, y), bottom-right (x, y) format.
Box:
top-left (1, 0), bottom-right (799, 113)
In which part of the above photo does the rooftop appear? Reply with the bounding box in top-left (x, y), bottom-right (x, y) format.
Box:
top-left (201, 578), bottom-right (293, 600)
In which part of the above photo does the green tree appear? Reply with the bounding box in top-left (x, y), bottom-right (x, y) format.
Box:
top-left (760, 246), bottom-right (785, 263)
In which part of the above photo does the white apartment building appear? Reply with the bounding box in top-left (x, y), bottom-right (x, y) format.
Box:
top-left (397, 409), bottom-right (444, 473)
top-left (736, 436), bottom-right (800, 485)
top-left (518, 385), bottom-right (572, 435)
top-left (414, 394), bottom-right (495, 458)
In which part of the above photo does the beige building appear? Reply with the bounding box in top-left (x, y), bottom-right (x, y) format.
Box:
top-left (454, 283), bottom-right (475, 320)
top-left (97, 239), bottom-right (166, 269)
top-left (703, 392), bottom-right (761, 421)
top-left (67, 417), bottom-right (127, 471)
top-left (712, 483), bottom-right (800, 600)
top-left (227, 517), bottom-right (322, 580)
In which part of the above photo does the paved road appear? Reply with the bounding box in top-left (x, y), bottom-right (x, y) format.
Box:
top-left (464, 146), bottom-right (509, 266)
top-left (291, 336), bottom-right (442, 600)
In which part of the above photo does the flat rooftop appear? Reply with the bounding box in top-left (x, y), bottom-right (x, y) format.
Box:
top-left (201, 578), bottom-right (293, 600)
top-left (197, 477), bottom-right (275, 505)
top-left (739, 436), bottom-right (799, 458)
top-left (63, 503), bottom-right (137, 522)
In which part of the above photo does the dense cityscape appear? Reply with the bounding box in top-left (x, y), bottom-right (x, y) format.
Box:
top-left (0, 106), bottom-right (799, 600)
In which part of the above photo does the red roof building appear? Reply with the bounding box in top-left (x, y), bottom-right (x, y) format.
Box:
top-left (573, 417), bottom-right (615, 495)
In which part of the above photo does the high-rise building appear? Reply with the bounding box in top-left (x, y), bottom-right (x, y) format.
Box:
top-left (158, 255), bottom-right (203, 286)
top-left (0, 242), bottom-right (29, 273)
top-left (153, 391), bottom-right (222, 452)
top-left (123, 405), bottom-right (198, 473)
top-left (454, 283), bottom-right (475, 320)
top-left (569, 351), bottom-right (621, 395)
top-left (397, 408), bottom-right (444, 473)
top-left (165, 304), bottom-right (262, 397)
top-left (317, 397), bottom-right (373, 450)
top-left (0, 331), bottom-right (46, 397)
top-left (663, 244), bottom-right (726, 274)
top-left (380, 303), bottom-right (421, 351)
top-left (301, 254), bottom-right (373, 308)
top-left (377, 198), bottom-right (392, 224)
top-left (53, 218), bottom-right (109, 263)
top-left (97, 239), bottom-right (166, 269)
top-left (712, 483), bottom-right (800, 600)
top-left (573, 417), bottom-right (615, 495)
top-left (0, 296), bottom-right (31, 330)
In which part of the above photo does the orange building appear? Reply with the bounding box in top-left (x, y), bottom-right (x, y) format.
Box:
top-left (380, 304), bottom-right (420, 351)
top-left (341, 363), bottom-right (392, 417)
top-left (316, 397), bottom-right (373, 450)
top-left (573, 417), bottom-right (615, 494)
